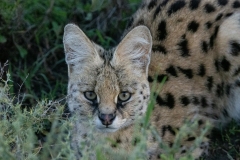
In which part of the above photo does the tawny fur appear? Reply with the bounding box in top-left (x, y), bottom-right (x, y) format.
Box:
top-left (63, 0), bottom-right (240, 159)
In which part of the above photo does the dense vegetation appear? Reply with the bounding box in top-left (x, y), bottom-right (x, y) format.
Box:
top-left (0, 0), bottom-right (239, 159)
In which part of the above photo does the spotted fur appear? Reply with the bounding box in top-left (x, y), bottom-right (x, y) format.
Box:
top-left (63, 0), bottom-right (240, 159)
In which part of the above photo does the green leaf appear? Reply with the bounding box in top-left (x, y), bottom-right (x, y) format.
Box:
top-left (16, 45), bottom-right (28, 58)
top-left (52, 21), bottom-right (60, 35)
top-left (0, 35), bottom-right (7, 43)
top-left (85, 12), bottom-right (92, 21)
top-left (91, 0), bottom-right (104, 11)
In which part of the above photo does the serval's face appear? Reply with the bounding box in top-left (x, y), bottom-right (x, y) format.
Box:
top-left (63, 24), bottom-right (152, 132)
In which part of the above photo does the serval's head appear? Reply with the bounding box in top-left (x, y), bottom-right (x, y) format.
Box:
top-left (63, 24), bottom-right (152, 133)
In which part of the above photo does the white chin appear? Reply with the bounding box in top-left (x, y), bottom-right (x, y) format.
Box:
top-left (96, 127), bottom-right (119, 133)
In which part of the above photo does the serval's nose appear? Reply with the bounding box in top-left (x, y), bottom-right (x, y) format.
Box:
top-left (98, 112), bottom-right (116, 126)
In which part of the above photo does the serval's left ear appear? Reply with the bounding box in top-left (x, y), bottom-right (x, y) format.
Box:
top-left (111, 25), bottom-right (152, 76)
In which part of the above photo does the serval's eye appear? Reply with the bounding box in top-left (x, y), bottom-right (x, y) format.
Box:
top-left (118, 92), bottom-right (131, 102)
top-left (84, 91), bottom-right (97, 101)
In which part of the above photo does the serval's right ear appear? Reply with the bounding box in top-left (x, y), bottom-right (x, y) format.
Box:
top-left (63, 24), bottom-right (103, 75)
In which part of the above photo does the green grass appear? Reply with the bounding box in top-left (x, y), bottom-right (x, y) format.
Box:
top-left (0, 72), bottom-right (73, 159)
top-left (0, 0), bottom-right (240, 159)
